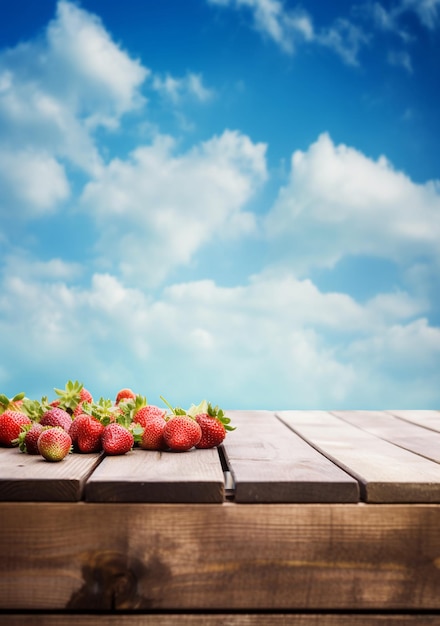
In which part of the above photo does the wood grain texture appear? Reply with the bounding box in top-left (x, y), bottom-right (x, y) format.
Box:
top-left (277, 410), bottom-right (440, 503)
top-left (2, 502), bottom-right (439, 611)
top-left (85, 447), bottom-right (225, 503)
top-left (2, 615), bottom-right (440, 625)
top-left (331, 410), bottom-right (440, 464)
top-left (222, 411), bottom-right (359, 503)
top-left (0, 447), bottom-right (102, 501)
top-left (386, 410), bottom-right (440, 433)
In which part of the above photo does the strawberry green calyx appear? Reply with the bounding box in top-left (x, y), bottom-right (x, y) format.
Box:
top-left (119, 394), bottom-right (148, 422)
top-left (54, 380), bottom-right (85, 413)
top-left (159, 395), bottom-right (188, 418)
top-left (188, 400), bottom-right (235, 432)
top-left (0, 392), bottom-right (26, 414)
top-left (21, 397), bottom-right (51, 422)
top-left (207, 403), bottom-right (236, 432)
top-left (82, 397), bottom-right (122, 426)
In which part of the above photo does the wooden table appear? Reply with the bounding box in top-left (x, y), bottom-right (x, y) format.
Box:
top-left (1, 410), bottom-right (440, 625)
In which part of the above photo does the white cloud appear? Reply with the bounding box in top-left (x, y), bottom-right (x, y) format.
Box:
top-left (363, 0), bottom-right (439, 39)
top-left (317, 19), bottom-right (370, 66)
top-left (266, 133), bottom-right (440, 273)
top-left (0, 148), bottom-right (70, 217)
top-left (0, 0), bottom-right (149, 205)
top-left (0, 262), bottom-right (437, 408)
top-left (153, 72), bottom-right (214, 104)
top-left (400, 0), bottom-right (440, 29)
top-left (208, 0), bottom-right (314, 54)
top-left (45, 0), bottom-right (148, 123)
top-left (208, 0), bottom-right (370, 64)
top-left (81, 129), bottom-right (267, 285)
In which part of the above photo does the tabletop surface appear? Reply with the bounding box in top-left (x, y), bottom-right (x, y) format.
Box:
top-left (1, 409), bottom-right (440, 504)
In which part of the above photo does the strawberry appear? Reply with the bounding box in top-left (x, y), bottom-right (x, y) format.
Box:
top-left (15, 422), bottom-right (45, 454)
top-left (75, 415), bottom-right (104, 453)
top-left (40, 407), bottom-right (72, 432)
top-left (133, 404), bottom-right (167, 428)
top-left (163, 416), bottom-right (202, 452)
top-left (140, 414), bottom-right (167, 451)
top-left (195, 404), bottom-right (235, 449)
top-left (0, 410), bottom-right (32, 446)
top-left (102, 423), bottom-right (134, 455)
top-left (0, 392), bottom-right (26, 414)
top-left (69, 414), bottom-right (91, 450)
top-left (37, 427), bottom-right (72, 462)
top-left (115, 388), bottom-right (136, 404)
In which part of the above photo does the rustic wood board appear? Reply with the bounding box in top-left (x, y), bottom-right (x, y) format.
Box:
top-left (1, 502), bottom-right (440, 611)
top-left (331, 410), bottom-right (440, 464)
top-left (2, 614), bottom-right (440, 625)
top-left (85, 447), bottom-right (225, 503)
top-left (0, 447), bottom-right (102, 501)
top-left (222, 410), bottom-right (359, 503)
top-left (386, 410), bottom-right (440, 433)
top-left (277, 410), bottom-right (440, 503)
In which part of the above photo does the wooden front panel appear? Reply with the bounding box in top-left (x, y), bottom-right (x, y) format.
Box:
top-left (2, 614), bottom-right (440, 625)
top-left (1, 502), bottom-right (440, 611)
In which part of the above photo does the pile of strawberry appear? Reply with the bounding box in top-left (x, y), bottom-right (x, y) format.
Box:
top-left (0, 381), bottom-right (235, 462)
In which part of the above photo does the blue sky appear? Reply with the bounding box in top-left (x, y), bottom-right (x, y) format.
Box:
top-left (0, 0), bottom-right (439, 409)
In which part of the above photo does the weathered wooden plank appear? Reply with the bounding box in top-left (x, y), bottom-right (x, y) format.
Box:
top-left (0, 447), bottom-right (102, 502)
top-left (1, 502), bottom-right (440, 611)
top-left (222, 411), bottom-right (358, 503)
top-left (386, 410), bottom-right (440, 433)
top-left (2, 614), bottom-right (440, 625)
top-left (85, 447), bottom-right (225, 503)
top-left (277, 410), bottom-right (440, 503)
top-left (331, 410), bottom-right (440, 464)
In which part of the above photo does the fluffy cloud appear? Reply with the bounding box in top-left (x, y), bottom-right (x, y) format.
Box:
top-left (0, 0), bottom-right (148, 198)
top-left (0, 261), bottom-right (437, 408)
top-left (81, 129), bottom-right (268, 285)
top-left (40, 0), bottom-right (148, 125)
top-left (0, 148), bottom-right (69, 217)
top-left (266, 133), bottom-right (440, 273)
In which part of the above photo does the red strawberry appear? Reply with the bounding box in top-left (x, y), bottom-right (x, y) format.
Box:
top-left (195, 405), bottom-right (235, 449)
top-left (0, 410), bottom-right (32, 446)
top-left (115, 388), bottom-right (136, 404)
top-left (102, 423), bottom-right (134, 455)
top-left (15, 422), bottom-right (45, 454)
top-left (195, 414), bottom-right (226, 448)
top-left (140, 414), bottom-right (167, 451)
top-left (69, 414), bottom-right (91, 450)
top-left (134, 405), bottom-right (166, 428)
top-left (80, 387), bottom-right (93, 403)
top-left (40, 407), bottom-right (72, 432)
top-left (163, 416), bottom-right (202, 452)
top-left (76, 415), bottom-right (104, 453)
top-left (38, 427), bottom-right (72, 462)
top-left (73, 403), bottom-right (83, 418)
